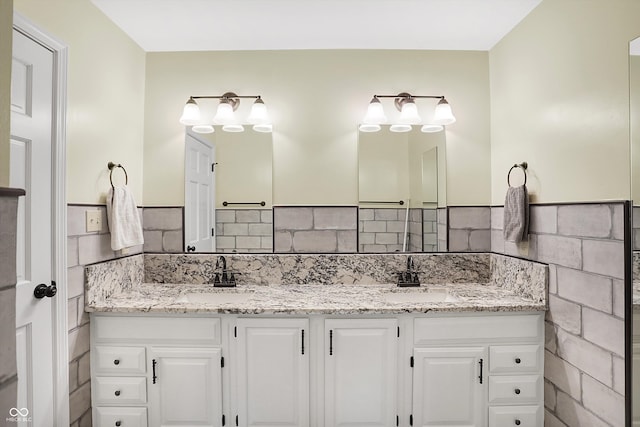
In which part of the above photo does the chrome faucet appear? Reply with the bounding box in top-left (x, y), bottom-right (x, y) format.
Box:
top-left (398, 255), bottom-right (420, 287)
top-left (213, 255), bottom-right (236, 287)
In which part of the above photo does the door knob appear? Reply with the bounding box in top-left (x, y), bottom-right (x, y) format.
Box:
top-left (186, 245), bottom-right (196, 252)
top-left (34, 281), bottom-right (57, 299)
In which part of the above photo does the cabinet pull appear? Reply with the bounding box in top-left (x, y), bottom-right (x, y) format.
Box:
top-left (515, 357), bottom-right (521, 364)
top-left (115, 421), bottom-right (121, 427)
top-left (514, 388), bottom-right (521, 395)
top-left (329, 330), bottom-right (333, 355)
top-left (301, 329), bottom-right (305, 355)
top-left (515, 420), bottom-right (521, 426)
top-left (478, 359), bottom-right (483, 384)
top-left (114, 390), bottom-right (121, 397)
top-left (113, 359), bottom-right (120, 365)
top-left (152, 359), bottom-right (158, 384)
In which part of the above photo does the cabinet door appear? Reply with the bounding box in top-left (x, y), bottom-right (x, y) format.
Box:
top-left (412, 347), bottom-right (486, 427)
top-left (236, 318), bottom-right (309, 427)
top-left (324, 319), bottom-right (398, 427)
top-left (148, 347), bottom-right (223, 427)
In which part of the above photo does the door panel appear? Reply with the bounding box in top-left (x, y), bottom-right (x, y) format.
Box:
top-left (11, 28), bottom-right (55, 427)
top-left (184, 132), bottom-right (215, 252)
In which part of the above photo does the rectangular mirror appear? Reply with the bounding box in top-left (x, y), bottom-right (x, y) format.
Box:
top-left (184, 128), bottom-right (273, 253)
top-left (357, 126), bottom-right (446, 253)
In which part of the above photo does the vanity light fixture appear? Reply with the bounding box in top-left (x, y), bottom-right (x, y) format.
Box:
top-left (179, 92), bottom-right (272, 133)
top-left (359, 92), bottom-right (456, 133)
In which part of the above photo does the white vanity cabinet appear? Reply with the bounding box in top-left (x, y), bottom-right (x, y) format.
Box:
top-left (235, 318), bottom-right (309, 427)
top-left (324, 319), bottom-right (398, 427)
top-left (411, 314), bottom-right (544, 427)
top-left (91, 315), bottom-right (224, 427)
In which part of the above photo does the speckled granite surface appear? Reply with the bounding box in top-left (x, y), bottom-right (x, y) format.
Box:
top-left (85, 253), bottom-right (547, 314)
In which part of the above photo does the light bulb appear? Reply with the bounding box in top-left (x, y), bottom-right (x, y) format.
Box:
top-left (398, 99), bottom-right (421, 124)
top-left (222, 124), bottom-right (245, 132)
top-left (192, 125), bottom-right (214, 134)
top-left (421, 124), bottom-right (444, 133)
top-left (253, 124), bottom-right (273, 133)
top-left (179, 98), bottom-right (201, 125)
top-left (362, 97), bottom-right (387, 124)
top-left (359, 124), bottom-right (381, 132)
top-left (247, 98), bottom-right (271, 125)
top-left (213, 100), bottom-right (235, 125)
top-left (389, 124), bottom-right (412, 133)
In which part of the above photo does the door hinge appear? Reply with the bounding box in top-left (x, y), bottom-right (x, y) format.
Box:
top-left (410, 414), bottom-right (413, 426)
top-left (222, 415), bottom-right (225, 426)
top-left (410, 356), bottom-right (414, 368)
top-left (221, 356), bottom-right (225, 368)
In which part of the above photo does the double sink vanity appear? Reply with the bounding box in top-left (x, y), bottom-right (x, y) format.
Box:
top-left (85, 252), bottom-right (547, 427)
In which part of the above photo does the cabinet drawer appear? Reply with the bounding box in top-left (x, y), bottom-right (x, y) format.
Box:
top-left (95, 377), bottom-right (147, 405)
top-left (94, 407), bottom-right (147, 427)
top-left (414, 314), bottom-right (542, 344)
top-left (93, 316), bottom-right (221, 345)
top-left (490, 345), bottom-right (541, 374)
top-left (489, 405), bottom-right (542, 427)
top-left (488, 375), bottom-right (541, 405)
top-left (95, 346), bottom-right (146, 375)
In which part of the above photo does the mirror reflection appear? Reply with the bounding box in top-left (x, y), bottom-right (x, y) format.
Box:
top-left (184, 128), bottom-right (273, 253)
top-left (630, 35), bottom-right (640, 425)
top-left (357, 126), bottom-right (446, 253)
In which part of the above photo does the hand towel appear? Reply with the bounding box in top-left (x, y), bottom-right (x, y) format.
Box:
top-left (106, 185), bottom-right (144, 251)
top-left (503, 185), bottom-right (529, 243)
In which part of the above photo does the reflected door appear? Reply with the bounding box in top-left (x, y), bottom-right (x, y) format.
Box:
top-left (184, 133), bottom-right (215, 252)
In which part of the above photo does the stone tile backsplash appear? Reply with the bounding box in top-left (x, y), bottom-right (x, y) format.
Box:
top-left (216, 209), bottom-right (273, 253)
top-left (448, 206), bottom-right (491, 252)
top-left (142, 207), bottom-right (183, 253)
top-left (359, 208), bottom-right (422, 252)
top-left (274, 206), bottom-right (357, 253)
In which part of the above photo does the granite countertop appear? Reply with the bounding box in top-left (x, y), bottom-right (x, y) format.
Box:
top-left (86, 282), bottom-right (546, 315)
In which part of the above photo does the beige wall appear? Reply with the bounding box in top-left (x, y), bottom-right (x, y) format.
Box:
top-left (490, 0), bottom-right (640, 205)
top-left (143, 50), bottom-right (490, 206)
top-left (0, 0), bottom-right (13, 187)
top-left (14, 0), bottom-right (146, 204)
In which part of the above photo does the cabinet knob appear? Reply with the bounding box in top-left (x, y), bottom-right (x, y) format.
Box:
top-left (115, 422), bottom-right (121, 427)
top-left (113, 359), bottom-right (120, 365)
top-left (514, 388), bottom-right (521, 395)
top-left (515, 357), bottom-right (521, 364)
top-left (515, 420), bottom-right (521, 426)
top-left (114, 390), bottom-right (121, 396)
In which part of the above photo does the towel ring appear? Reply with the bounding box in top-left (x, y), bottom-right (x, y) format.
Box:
top-left (108, 162), bottom-right (128, 189)
top-left (507, 162), bottom-right (528, 187)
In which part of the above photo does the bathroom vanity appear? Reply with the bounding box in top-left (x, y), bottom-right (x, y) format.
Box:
top-left (85, 253), bottom-right (547, 427)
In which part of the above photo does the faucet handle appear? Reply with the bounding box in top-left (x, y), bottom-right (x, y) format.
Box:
top-left (213, 272), bottom-right (221, 284)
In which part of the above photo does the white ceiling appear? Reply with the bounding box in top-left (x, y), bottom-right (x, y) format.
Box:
top-left (91, 0), bottom-right (542, 52)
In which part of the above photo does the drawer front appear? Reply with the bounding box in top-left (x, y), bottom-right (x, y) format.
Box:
top-left (490, 345), bottom-right (541, 374)
top-left (489, 405), bottom-right (542, 427)
top-left (94, 407), bottom-right (147, 427)
top-left (95, 377), bottom-right (147, 405)
top-left (95, 346), bottom-right (146, 375)
top-left (488, 375), bottom-right (541, 405)
top-left (414, 314), bottom-right (542, 344)
top-left (93, 316), bottom-right (221, 345)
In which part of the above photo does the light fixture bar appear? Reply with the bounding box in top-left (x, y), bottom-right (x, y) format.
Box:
top-left (373, 95), bottom-right (444, 100)
top-left (191, 95), bottom-right (262, 100)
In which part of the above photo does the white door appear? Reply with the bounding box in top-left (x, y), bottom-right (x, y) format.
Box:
top-left (184, 132), bottom-right (215, 252)
top-left (148, 347), bottom-right (223, 427)
top-left (324, 319), bottom-right (397, 427)
top-left (412, 347), bottom-right (487, 427)
top-left (10, 28), bottom-right (56, 426)
top-left (236, 318), bottom-right (309, 427)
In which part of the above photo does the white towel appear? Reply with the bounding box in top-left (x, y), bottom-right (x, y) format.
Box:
top-left (503, 185), bottom-right (529, 243)
top-left (106, 185), bottom-right (144, 251)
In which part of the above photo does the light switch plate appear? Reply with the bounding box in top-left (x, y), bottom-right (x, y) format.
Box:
top-left (86, 210), bottom-right (102, 232)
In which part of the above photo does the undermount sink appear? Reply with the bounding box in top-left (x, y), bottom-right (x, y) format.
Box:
top-left (384, 288), bottom-right (459, 303)
top-left (174, 292), bottom-right (253, 305)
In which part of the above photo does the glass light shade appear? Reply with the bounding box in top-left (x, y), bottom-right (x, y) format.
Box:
top-left (179, 98), bottom-right (201, 125)
top-left (433, 98), bottom-right (456, 125)
top-left (252, 124), bottom-right (273, 133)
top-left (191, 125), bottom-right (214, 134)
top-left (421, 124), bottom-right (444, 133)
top-left (389, 124), bottom-right (412, 133)
top-left (213, 101), bottom-right (235, 124)
top-left (247, 99), bottom-right (271, 125)
top-left (358, 123), bottom-right (381, 132)
top-left (398, 100), bottom-right (422, 124)
top-left (362, 97), bottom-right (387, 124)
top-left (222, 124), bottom-right (245, 132)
